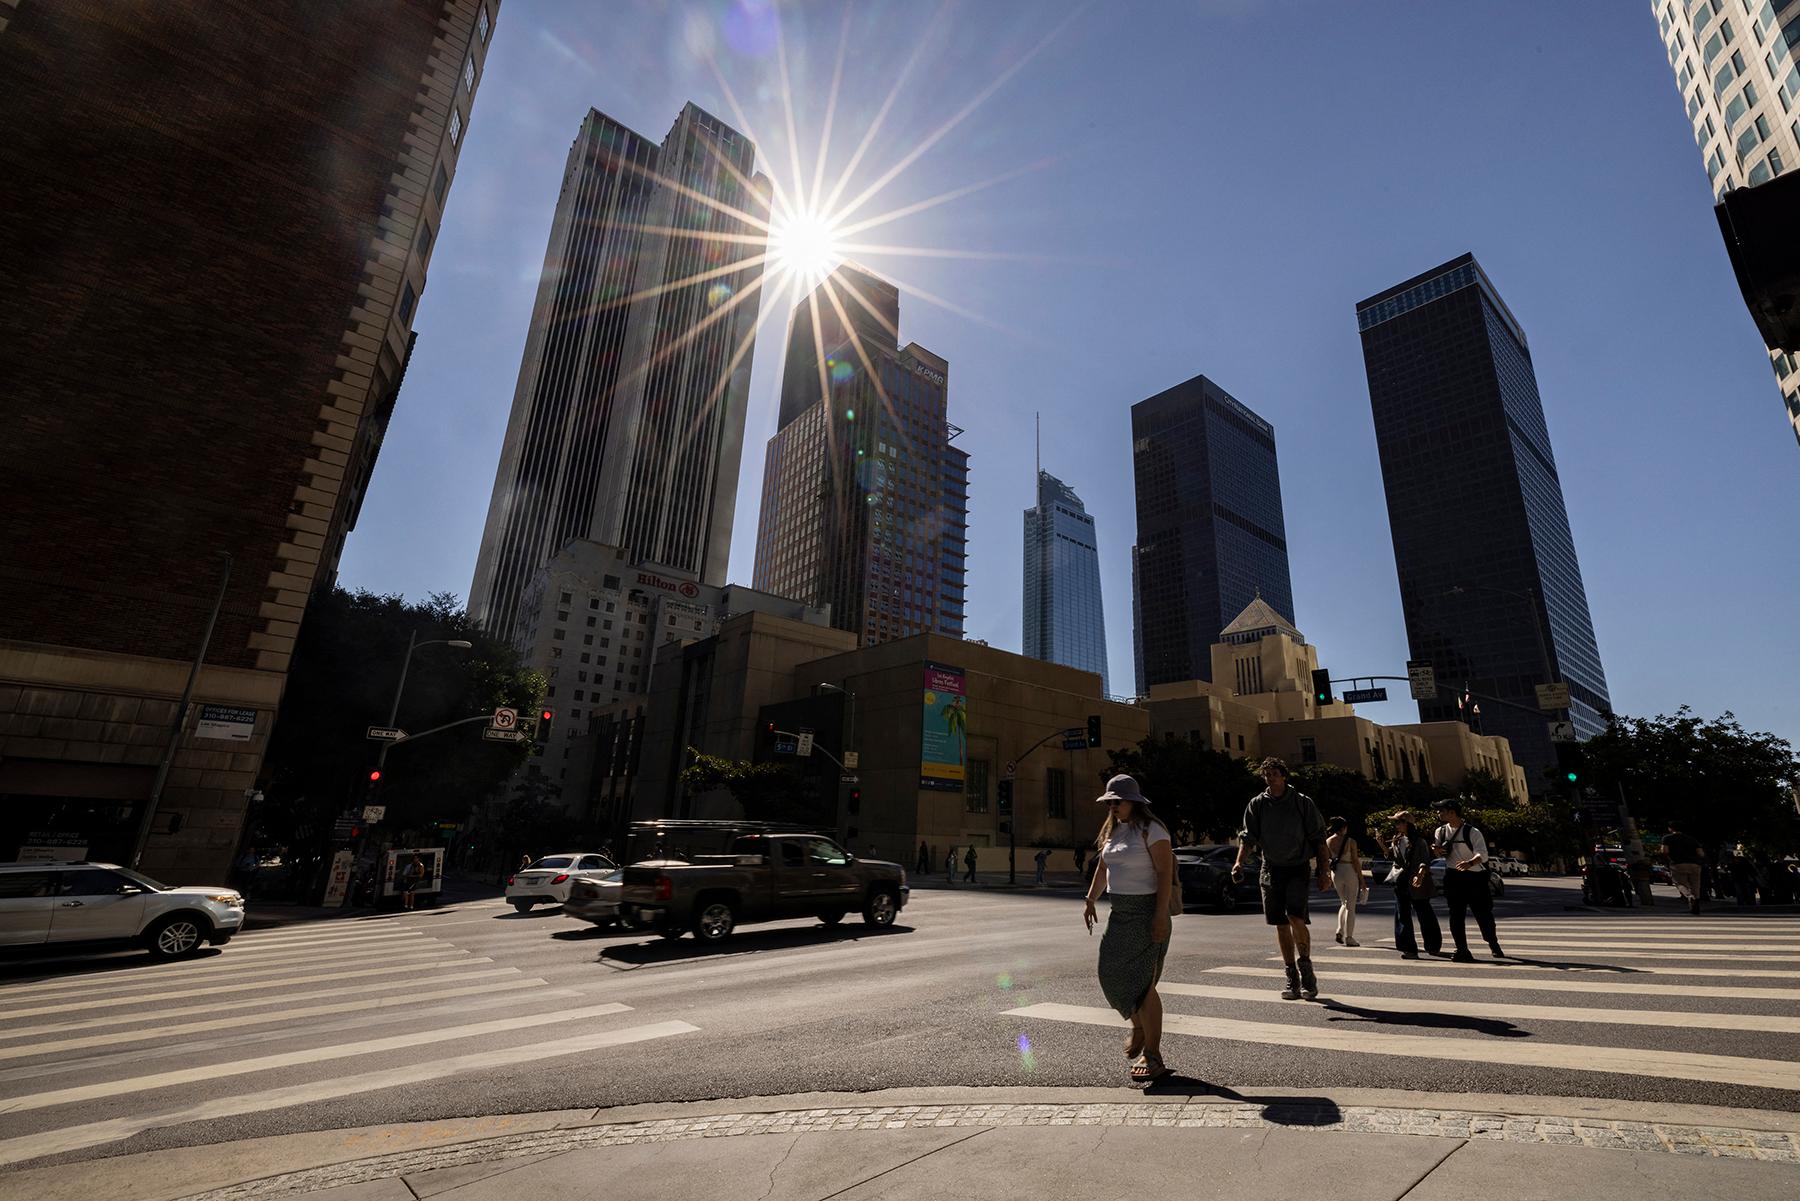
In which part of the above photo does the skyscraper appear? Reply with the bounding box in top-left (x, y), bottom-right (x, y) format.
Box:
top-left (1651, 1), bottom-right (1800, 448)
top-left (753, 264), bottom-right (968, 644)
top-left (0, 0), bottom-right (497, 880)
top-left (1355, 252), bottom-right (1612, 792)
top-left (1023, 470), bottom-right (1109, 693)
top-left (1131, 374), bottom-right (1294, 688)
top-left (470, 104), bottom-right (770, 641)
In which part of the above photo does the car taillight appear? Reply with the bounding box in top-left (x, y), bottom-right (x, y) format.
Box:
top-left (506, 875), bottom-right (515, 886)
top-left (551, 873), bottom-right (569, 885)
top-left (654, 875), bottom-right (673, 901)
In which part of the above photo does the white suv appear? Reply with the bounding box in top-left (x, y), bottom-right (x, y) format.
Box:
top-left (0, 861), bottom-right (245, 959)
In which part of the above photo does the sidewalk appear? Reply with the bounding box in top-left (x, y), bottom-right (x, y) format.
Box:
top-left (12, 1087), bottom-right (1797, 1201)
top-left (240, 874), bottom-right (504, 930)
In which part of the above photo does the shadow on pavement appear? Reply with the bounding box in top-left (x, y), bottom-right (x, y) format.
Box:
top-left (596, 922), bottom-right (916, 968)
top-left (1320, 998), bottom-right (1529, 1038)
top-left (492, 906), bottom-right (566, 920)
top-left (0, 944), bottom-right (214, 982)
top-left (1500, 956), bottom-right (1642, 973)
top-left (1145, 1078), bottom-right (1346, 1127)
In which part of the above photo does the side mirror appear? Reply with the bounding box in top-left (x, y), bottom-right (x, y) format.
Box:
top-left (118, 885), bottom-right (144, 896)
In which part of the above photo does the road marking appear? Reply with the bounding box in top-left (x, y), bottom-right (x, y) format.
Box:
top-left (1495, 944), bottom-right (1800, 958)
top-left (1502, 921), bottom-right (1800, 932)
top-left (0, 968), bottom-right (526, 1042)
top-left (0, 1003), bottom-right (636, 1115)
top-left (3, 955), bottom-right (485, 1019)
top-left (1159, 982), bottom-right (1800, 1032)
top-left (1004, 1003), bottom-right (1800, 1092)
top-left (0, 932), bottom-right (438, 992)
top-left (1493, 938), bottom-right (1800, 950)
top-left (2, 941), bottom-right (458, 1001)
top-left (1221, 965), bottom-right (1800, 995)
top-left (0, 1019), bottom-right (698, 1168)
top-left (0, 978), bottom-right (560, 1061)
top-left (211, 929), bottom-right (436, 954)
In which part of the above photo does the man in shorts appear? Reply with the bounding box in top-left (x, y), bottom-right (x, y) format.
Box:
top-left (1233, 758), bottom-right (1331, 999)
top-left (1662, 821), bottom-right (1705, 916)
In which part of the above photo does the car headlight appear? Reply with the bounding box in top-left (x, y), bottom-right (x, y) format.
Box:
top-left (204, 893), bottom-right (243, 905)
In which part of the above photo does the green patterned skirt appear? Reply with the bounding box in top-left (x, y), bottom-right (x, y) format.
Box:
top-left (1098, 892), bottom-right (1169, 1019)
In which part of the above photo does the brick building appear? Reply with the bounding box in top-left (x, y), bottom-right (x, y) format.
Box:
top-left (0, 0), bottom-right (499, 879)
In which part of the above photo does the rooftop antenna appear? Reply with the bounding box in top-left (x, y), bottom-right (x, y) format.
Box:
top-left (1035, 411), bottom-right (1040, 481)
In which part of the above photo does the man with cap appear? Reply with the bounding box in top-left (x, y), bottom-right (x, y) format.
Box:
top-left (1386, 810), bottom-right (1442, 959)
top-left (1232, 758), bottom-right (1331, 1000)
top-left (1432, 798), bottom-right (1503, 961)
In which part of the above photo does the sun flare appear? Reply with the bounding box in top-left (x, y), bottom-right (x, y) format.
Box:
top-left (768, 207), bottom-right (844, 286)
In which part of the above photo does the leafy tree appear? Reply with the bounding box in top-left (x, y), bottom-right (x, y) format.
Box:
top-left (679, 750), bottom-right (828, 826)
top-left (1105, 734), bottom-right (1261, 843)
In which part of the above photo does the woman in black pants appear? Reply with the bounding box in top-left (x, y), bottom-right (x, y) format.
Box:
top-left (1432, 799), bottom-right (1503, 962)
top-left (1387, 811), bottom-right (1442, 959)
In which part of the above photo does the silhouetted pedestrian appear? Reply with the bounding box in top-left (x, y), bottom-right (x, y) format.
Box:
top-left (917, 841), bottom-right (930, 874)
top-left (1232, 758), bottom-right (1330, 1000)
top-left (964, 845), bottom-right (978, 883)
top-left (1662, 821), bottom-right (1704, 916)
top-left (1387, 811), bottom-right (1441, 959)
top-left (1034, 847), bottom-right (1051, 886)
top-left (1433, 800), bottom-right (1502, 961)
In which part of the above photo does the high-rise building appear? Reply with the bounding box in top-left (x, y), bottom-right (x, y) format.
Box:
top-left (753, 264), bottom-right (968, 645)
top-left (0, 0), bottom-right (498, 879)
top-left (470, 104), bottom-right (770, 641)
top-left (1131, 374), bottom-right (1294, 688)
top-left (1651, 0), bottom-right (1800, 448)
top-left (1023, 471), bottom-right (1109, 693)
top-left (1355, 252), bottom-right (1612, 793)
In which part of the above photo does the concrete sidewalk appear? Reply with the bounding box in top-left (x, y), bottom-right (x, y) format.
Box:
top-left (9, 1087), bottom-right (1796, 1201)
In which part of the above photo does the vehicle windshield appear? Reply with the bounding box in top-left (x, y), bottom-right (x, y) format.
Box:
top-left (114, 867), bottom-right (170, 891)
top-left (528, 857), bottom-right (574, 870)
top-left (603, 870), bottom-right (623, 883)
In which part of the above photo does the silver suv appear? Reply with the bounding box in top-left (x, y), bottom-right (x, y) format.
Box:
top-left (0, 861), bottom-right (245, 959)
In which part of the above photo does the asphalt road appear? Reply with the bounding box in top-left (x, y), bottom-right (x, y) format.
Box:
top-left (2, 875), bottom-right (1797, 1171)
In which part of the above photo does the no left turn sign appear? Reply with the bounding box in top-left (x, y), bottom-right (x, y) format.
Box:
top-left (492, 707), bottom-right (518, 730)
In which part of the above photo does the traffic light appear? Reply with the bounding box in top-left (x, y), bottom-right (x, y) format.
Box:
top-left (1311, 669), bottom-right (1331, 706)
top-left (1086, 715), bottom-right (1102, 747)
top-left (847, 786), bottom-right (862, 814)
top-left (368, 769), bottom-right (381, 783)
top-left (997, 779), bottom-right (1014, 813)
top-left (537, 709), bottom-right (554, 740)
top-left (1554, 741), bottom-right (1584, 789)
top-left (761, 720), bottom-right (777, 754)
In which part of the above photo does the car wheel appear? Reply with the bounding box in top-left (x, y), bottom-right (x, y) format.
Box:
top-left (692, 899), bottom-right (736, 944)
top-left (819, 910), bottom-right (846, 925)
top-left (862, 888), bottom-right (899, 927)
top-left (511, 900), bottom-right (533, 913)
top-left (145, 914), bottom-right (208, 960)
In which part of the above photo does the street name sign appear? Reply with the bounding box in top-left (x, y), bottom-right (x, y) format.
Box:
top-left (1406, 661), bottom-right (1437, 701)
top-left (366, 726), bottom-right (406, 742)
top-left (1342, 687), bottom-right (1388, 704)
top-left (774, 737), bottom-right (798, 755)
top-left (1062, 736), bottom-right (1087, 750)
top-left (1535, 682), bottom-right (1571, 711)
top-left (482, 728), bottom-right (528, 744)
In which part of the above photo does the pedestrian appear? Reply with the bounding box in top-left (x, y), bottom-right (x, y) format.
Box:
top-left (399, 853), bottom-right (425, 911)
top-left (1034, 847), bottom-right (1051, 886)
top-left (518, 853), bottom-right (532, 874)
top-left (1326, 816), bottom-right (1363, 947)
top-left (963, 845), bottom-right (978, 883)
top-left (917, 840), bottom-right (930, 874)
top-left (945, 845), bottom-right (957, 883)
top-left (1662, 821), bottom-right (1704, 916)
top-left (1083, 774), bottom-right (1174, 1084)
top-left (1729, 844), bottom-right (1758, 906)
top-left (1386, 811), bottom-right (1442, 959)
top-left (1432, 800), bottom-right (1503, 961)
top-left (1232, 757), bottom-right (1330, 1000)
top-left (1074, 845), bottom-right (1086, 876)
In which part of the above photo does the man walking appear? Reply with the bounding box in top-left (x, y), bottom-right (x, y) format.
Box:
top-left (917, 841), bottom-right (930, 875)
top-left (1232, 758), bottom-right (1331, 1000)
top-left (1387, 810), bottom-right (1442, 959)
top-left (1662, 821), bottom-right (1704, 916)
top-left (945, 845), bottom-right (957, 884)
top-left (1433, 799), bottom-right (1503, 961)
top-left (963, 845), bottom-right (978, 884)
top-left (1034, 847), bottom-right (1051, 886)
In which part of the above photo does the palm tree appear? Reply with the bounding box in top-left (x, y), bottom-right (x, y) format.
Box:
top-left (942, 696), bottom-right (967, 765)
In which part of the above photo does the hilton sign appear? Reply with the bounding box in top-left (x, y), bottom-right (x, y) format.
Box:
top-left (636, 571), bottom-right (701, 599)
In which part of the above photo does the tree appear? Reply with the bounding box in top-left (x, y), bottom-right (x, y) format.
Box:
top-left (1105, 734), bottom-right (1261, 843)
top-left (679, 750), bottom-right (829, 826)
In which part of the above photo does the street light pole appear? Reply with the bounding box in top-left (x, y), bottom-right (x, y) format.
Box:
top-left (376, 632), bottom-right (474, 774)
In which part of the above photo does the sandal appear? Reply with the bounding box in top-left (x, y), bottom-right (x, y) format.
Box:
top-left (1125, 1029), bottom-right (1144, 1060)
top-left (1130, 1052), bottom-right (1170, 1084)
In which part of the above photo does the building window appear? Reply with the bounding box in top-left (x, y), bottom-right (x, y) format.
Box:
top-left (434, 163), bottom-right (449, 204)
top-left (586, 616), bottom-right (596, 627)
top-left (1237, 734), bottom-right (1245, 751)
top-left (604, 575), bottom-right (620, 589)
top-left (1749, 157), bottom-right (1773, 183)
top-left (397, 281), bottom-right (416, 325)
top-left (448, 108), bottom-right (462, 147)
top-left (418, 217), bottom-right (434, 262)
top-left (1769, 146), bottom-right (1786, 176)
top-left (551, 629), bottom-right (564, 641)
top-left (1299, 737), bottom-right (1317, 764)
top-left (965, 759), bottom-right (990, 813)
top-left (476, 3), bottom-right (490, 43)
top-left (463, 54), bottom-right (476, 93)
top-left (1046, 767), bottom-right (1068, 819)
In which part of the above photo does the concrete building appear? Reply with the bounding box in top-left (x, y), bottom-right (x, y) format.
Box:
top-left (752, 264), bottom-right (970, 646)
top-left (510, 540), bottom-right (831, 829)
top-left (635, 620), bottom-right (1146, 864)
top-left (1132, 374), bottom-right (1295, 689)
top-left (470, 104), bottom-right (770, 642)
top-left (1023, 470), bottom-right (1109, 694)
top-left (0, 0), bottom-right (498, 878)
top-left (1651, 1), bottom-right (1800, 448)
top-left (1355, 253), bottom-right (1611, 795)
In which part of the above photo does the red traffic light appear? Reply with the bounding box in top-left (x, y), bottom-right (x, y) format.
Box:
top-left (368, 770), bottom-right (381, 782)
top-left (541, 709), bottom-right (553, 721)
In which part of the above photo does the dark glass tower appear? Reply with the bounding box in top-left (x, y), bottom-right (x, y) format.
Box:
top-left (1355, 252), bottom-right (1611, 792)
top-left (1131, 374), bottom-right (1294, 687)
top-left (1024, 470), bottom-right (1109, 693)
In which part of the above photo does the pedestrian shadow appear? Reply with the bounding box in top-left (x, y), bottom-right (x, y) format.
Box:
top-left (594, 922), bottom-right (915, 969)
top-left (1500, 956), bottom-right (1642, 973)
top-left (1144, 1079), bottom-right (1344, 1127)
top-left (1319, 998), bottom-right (1529, 1038)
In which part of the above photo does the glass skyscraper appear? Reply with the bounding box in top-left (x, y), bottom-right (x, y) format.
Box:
top-left (1131, 374), bottom-right (1294, 688)
top-left (1023, 470), bottom-right (1108, 693)
top-left (1355, 252), bottom-right (1612, 793)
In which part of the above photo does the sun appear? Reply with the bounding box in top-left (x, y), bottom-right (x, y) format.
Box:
top-left (768, 207), bottom-right (843, 286)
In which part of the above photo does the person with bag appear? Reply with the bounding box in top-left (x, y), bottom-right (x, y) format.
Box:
top-left (1232, 758), bottom-right (1331, 1000)
top-left (1325, 817), bottom-right (1364, 946)
top-left (1432, 799), bottom-right (1503, 961)
top-left (399, 853), bottom-right (426, 911)
top-left (1386, 810), bottom-right (1442, 959)
top-left (1083, 773), bottom-right (1175, 1085)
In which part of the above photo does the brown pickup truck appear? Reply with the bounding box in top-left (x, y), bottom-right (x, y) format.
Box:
top-left (620, 831), bottom-right (908, 944)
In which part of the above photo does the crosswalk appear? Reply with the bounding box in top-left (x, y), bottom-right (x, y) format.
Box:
top-left (1008, 910), bottom-right (1800, 1097)
top-left (0, 903), bottom-right (694, 1167)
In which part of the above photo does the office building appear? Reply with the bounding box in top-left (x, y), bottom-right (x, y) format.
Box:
top-left (753, 265), bottom-right (969, 645)
top-left (470, 103), bottom-right (770, 641)
top-left (1131, 374), bottom-right (1294, 688)
top-left (1023, 471), bottom-right (1109, 693)
top-left (1355, 252), bottom-right (1612, 793)
top-left (0, 0), bottom-right (498, 878)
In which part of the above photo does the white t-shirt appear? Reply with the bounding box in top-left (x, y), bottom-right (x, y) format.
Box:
top-left (1100, 819), bottom-right (1171, 895)
top-left (1435, 822), bottom-right (1488, 869)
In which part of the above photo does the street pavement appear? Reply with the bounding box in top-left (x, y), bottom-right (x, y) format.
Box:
top-left (1, 875), bottom-right (1798, 1192)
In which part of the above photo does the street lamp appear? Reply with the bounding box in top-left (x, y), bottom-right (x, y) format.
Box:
top-left (816, 682), bottom-right (856, 755)
top-left (376, 633), bottom-right (474, 774)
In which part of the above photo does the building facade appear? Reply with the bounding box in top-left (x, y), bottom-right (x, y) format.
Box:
top-left (1131, 374), bottom-right (1295, 688)
top-left (1652, 0), bottom-right (1800, 449)
top-left (470, 103), bottom-right (770, 642)
top-left (752, 265), bottom-right (969, 646)
top-left (1023, 471), bottom-right (1109, 694)
top-left (0, 0), bottom-right (498, 879)
top-left (1355, 253), bottom-right (1611, 795)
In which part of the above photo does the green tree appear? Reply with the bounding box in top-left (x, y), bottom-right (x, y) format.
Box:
top-left (680, 750), bottom-right (828, 826)
top-left (1105, 734), bottom-right (1261, 843)
top-left (1293, 764), bottom-right (1383, 844)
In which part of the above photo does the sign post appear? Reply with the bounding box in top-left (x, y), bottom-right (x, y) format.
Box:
top-left (796, 729), bottom-right (815, 757)
top-left (1535, 683), bottom-right (1571, 712)
top-left (1406, 661), bottom-right (1437, 702)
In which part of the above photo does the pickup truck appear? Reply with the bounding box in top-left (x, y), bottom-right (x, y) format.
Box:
top-left (619, 832), bottom-right (908, 944)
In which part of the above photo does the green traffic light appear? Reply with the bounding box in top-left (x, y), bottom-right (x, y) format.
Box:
top-left (1566, 771), bottom-right (1578, 782)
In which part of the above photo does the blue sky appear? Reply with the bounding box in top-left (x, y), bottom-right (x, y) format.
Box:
top-left (341, 0), bottom-right (1799, 748)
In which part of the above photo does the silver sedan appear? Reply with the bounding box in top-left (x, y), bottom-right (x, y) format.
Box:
top-left (563, 869), bottom-right (632, 928)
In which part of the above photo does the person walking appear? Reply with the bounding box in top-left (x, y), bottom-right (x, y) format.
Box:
top-left (1083, 774), bottom-right (1175, 1084)
top-left (917, 841), bottom-right (931, 875)
top-left (1662, 821), bottom-right (1704, 916)
top-left (1232, 758), bottom-right (1330, 1000)
top-left (945, 845), bottom-right (957, 884)
top-left (399, 853), bottom-right (425, 911)
top-left (963, 845), bottom-right (978, 884)
top-left (1387, 811), bottom-right (1442, 959)
top-left (1034, 847), bottom-right (1051, 886)
top-left (1326, 817), bottom-right (1363, 946)
top-left (1433, 800), bottom-right (1503, 961)
top-left (1074, 845), bottom-right (1087, 876)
